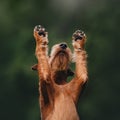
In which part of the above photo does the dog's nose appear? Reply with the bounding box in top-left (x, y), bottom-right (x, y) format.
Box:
top-left (60, 43), bottom-right (67, 49)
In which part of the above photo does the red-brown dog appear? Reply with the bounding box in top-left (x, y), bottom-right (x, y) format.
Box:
top-left (33, 25), bottom-right (88, 120)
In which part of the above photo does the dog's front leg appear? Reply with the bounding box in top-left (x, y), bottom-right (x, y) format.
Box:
top-left (67, 30), bottom-right (88, 103)
top-left (34, 25), bottom-right (55, 119)
top-left (72, 30), bottom-right (88, 83)
top-left (34, 25), bottom-right (50, 81)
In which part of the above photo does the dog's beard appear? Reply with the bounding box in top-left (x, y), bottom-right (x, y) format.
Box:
top-left (51, 51), bottom-right (69, 71)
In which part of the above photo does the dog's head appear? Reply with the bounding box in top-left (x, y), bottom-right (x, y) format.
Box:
top-left (32, 43), bottom-right (74, 79)
top-left (49, 43), bottom-right (72, 71)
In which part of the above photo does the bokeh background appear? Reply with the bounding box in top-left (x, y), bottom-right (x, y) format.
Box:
top-left (0, 0), bottom-right (120, 120)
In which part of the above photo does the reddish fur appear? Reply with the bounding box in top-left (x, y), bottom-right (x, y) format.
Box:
top-left (33, 26), bottom-right (88, 120)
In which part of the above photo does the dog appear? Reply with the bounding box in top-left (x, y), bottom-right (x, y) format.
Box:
top-left (32, 25), bottom-right (88, 120)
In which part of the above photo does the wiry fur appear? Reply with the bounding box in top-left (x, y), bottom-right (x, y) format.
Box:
top-left (33, 25), bottom-right (88, 120)
top-left (49, 44), bottom-right (72, 71)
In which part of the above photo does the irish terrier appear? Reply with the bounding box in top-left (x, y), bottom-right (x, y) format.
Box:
top-left (32, 25), bottom-right (88, 120)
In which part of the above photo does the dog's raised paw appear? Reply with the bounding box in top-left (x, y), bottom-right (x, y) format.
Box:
top-left (72, 30), bottom-right (86, 41)
top-left (33, 25), bottom-right (48, 46)
top-left (34, 25), bottom-right (46, 37)
top-left (72, 30), bottom-right (86, 51)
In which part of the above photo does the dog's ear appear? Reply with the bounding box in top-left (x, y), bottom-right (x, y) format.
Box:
top-left (31, 64), bottom-right (38, 71)
top-left (67, 68), bottom-right (74, 76)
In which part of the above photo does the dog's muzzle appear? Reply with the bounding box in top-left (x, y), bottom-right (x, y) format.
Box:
top-left (60, 43), bottom-right (67, 49)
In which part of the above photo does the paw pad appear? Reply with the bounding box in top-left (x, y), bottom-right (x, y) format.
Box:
top-left (34, 25), bottom-right (46, 37)
top-left (72, 30), bottom-right (85, 41)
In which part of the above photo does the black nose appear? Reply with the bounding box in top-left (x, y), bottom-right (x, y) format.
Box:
top-left (60, 43), bottom-right (67, 49)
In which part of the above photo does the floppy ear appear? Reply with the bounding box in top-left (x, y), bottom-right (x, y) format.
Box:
top-left (31, 64), bottom-right (38, 71)
top-left (67, 68), bottom-right (74, 76)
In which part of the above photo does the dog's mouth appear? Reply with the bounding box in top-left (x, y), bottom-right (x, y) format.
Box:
top-left (50, 50), bottom-right (69, 71)
top-left (56, 50), bottom-right (69, 60)
top-left (58, 50), bottom-right (67, 55)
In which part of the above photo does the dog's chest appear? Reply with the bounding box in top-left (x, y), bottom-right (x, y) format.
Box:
top-left (46, 92), bottom-right (79, 120)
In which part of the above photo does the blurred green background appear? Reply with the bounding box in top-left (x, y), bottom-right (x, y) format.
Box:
top-left (0, 0), bottom-right (120, 120)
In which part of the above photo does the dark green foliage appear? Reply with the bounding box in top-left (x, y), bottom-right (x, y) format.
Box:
top-left (0, 0), bottom-right (120, 120)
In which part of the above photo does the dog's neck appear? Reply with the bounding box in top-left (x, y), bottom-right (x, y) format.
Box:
top-left (51, 70), bottom-right (68, 85)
